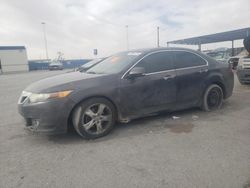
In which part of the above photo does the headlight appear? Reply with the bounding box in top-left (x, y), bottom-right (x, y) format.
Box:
top-left (28, 90), bottom-right (72, 103)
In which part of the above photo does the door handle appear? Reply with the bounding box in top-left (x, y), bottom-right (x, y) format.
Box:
top-left (163, 75), bottom-right (175, 80)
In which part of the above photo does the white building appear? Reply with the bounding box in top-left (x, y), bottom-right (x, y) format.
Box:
top-left (0, 46), bottom-right (28, 73)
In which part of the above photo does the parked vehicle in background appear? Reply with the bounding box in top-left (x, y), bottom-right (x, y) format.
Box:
top-left (237, 36), bottom-right (250, 84)
top-left (236, 54), bottom-right (250, 84)
top-left (227, 49), bottom-right (248, 67)
top-left (227, 35), bottom-right (250, 85)
top-left (48, 61), bottom-right (63, 70)
top-left (228, 56), bottom-right (240, 70)
top-left (76, 58), bottom-right (104, 72)
top-left (205, 48), bottom-right (231, 63)
top-left (18, 47), bottom-right (234, 139)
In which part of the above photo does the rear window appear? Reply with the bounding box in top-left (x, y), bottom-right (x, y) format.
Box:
top-left (174, 51), bottom-right (207, 69)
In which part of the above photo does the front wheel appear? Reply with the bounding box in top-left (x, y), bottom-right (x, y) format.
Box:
top-left (72, 98), bottom-right (116, 139)
top-left (202, 84), bottom-right (223, 111)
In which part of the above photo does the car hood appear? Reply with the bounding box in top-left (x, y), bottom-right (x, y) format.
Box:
top-left (24, 72), bottom-right (115, 93)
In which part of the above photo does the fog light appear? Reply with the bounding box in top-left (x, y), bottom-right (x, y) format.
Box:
top-left (32, 119), bottom-right (40, 128)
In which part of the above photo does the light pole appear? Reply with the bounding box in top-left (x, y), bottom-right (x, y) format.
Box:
top-left (41, 22), bottom-right (49, 60)
top-left (125, 25), bottom-right (129, 50)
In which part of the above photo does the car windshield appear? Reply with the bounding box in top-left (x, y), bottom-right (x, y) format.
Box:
top-left (81, 59), bottom-right (103, 69)
top-left (86, 52), bottom-right (142, 74)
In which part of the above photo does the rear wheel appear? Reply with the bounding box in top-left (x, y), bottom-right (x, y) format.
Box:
top-left (202, 84), bottom-right (223, 111)
top-left (72, 98), bottom-right (116, 139)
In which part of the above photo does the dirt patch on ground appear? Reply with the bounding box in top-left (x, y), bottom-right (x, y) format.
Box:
top-left (168, 123), bottom-right (194, 133)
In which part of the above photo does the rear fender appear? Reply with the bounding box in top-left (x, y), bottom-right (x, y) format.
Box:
top-left (202, 72), bottom-right (225, 100)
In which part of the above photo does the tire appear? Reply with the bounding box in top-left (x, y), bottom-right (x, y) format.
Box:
top-left (72, 97), bottom-right (116, 139)
top-left (202, 84), bottom-right (223, 111)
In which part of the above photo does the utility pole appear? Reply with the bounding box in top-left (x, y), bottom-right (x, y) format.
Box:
top-left (41, 22), bottom-right (49, 60)
top-left (126, 25), bottom-right (129, 50)
top-left (198, 38), bottom-right (201, 51)
top-left (157, 26), bottom-right (160, 48)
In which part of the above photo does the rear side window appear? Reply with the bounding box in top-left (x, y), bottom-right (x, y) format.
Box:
top-left (174, 51), bottom-right (207, 69)
top-left (135, 51), bottom-right (174, 73)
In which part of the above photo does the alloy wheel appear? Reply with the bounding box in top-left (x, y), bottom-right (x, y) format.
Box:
top-left (207, 87), bottom-right (222, 109)
top-left (81, 103), bottom-right (112, 135)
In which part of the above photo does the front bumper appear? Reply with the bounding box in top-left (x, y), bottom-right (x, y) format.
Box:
top-left (237, 69), bottom-right (250, 83)
top-left (18, 98), bottom-right (74, 134)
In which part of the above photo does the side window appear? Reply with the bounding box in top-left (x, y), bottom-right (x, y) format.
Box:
top-left (174, 51), bottom-right (207, 69)
top-left (135, 51), bottom-right (174, 73)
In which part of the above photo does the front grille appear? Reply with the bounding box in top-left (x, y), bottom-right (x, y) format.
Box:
top-left (18, 91), bottom-right (31, 104)
top-left (20, 96), bottom-right (28, 103)
top-left (18, 95), bottom-right (29, 104)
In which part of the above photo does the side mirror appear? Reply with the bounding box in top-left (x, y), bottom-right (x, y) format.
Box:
top-left (127, 67), bottom-right (145, 79)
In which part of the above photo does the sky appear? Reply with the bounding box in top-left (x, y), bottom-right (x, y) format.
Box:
top-left (0, 0), bottom-right (249, 60)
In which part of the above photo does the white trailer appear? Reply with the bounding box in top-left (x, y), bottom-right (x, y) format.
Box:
top-left (0, 46), bottom-right (28, 73)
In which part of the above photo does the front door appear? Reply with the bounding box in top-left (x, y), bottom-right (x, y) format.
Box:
top-left (119, 51), bottom-right (177, 117)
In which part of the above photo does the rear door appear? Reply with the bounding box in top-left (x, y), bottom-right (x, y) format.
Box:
top-left (119, 51), bottom-right (177, 117)
top-left (173, 51), bottom-right (208, 107)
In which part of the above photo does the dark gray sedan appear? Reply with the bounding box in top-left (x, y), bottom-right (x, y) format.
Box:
top-left (18, 47), bottom-right (234, 139)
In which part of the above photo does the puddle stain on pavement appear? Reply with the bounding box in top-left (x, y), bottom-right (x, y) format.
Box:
top-left (167, 123), bottom-right (194, 133)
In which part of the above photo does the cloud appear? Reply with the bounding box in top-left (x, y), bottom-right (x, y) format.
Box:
top-left (0, 0), bottom-right (249, 59)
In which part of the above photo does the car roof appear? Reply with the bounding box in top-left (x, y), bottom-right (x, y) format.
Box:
top-left (133, 47), bottom-right (215, 63)
top-left (114, 47), bottom-right (212, 63)
top-left (126, 47), bottom-right (201, 55)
